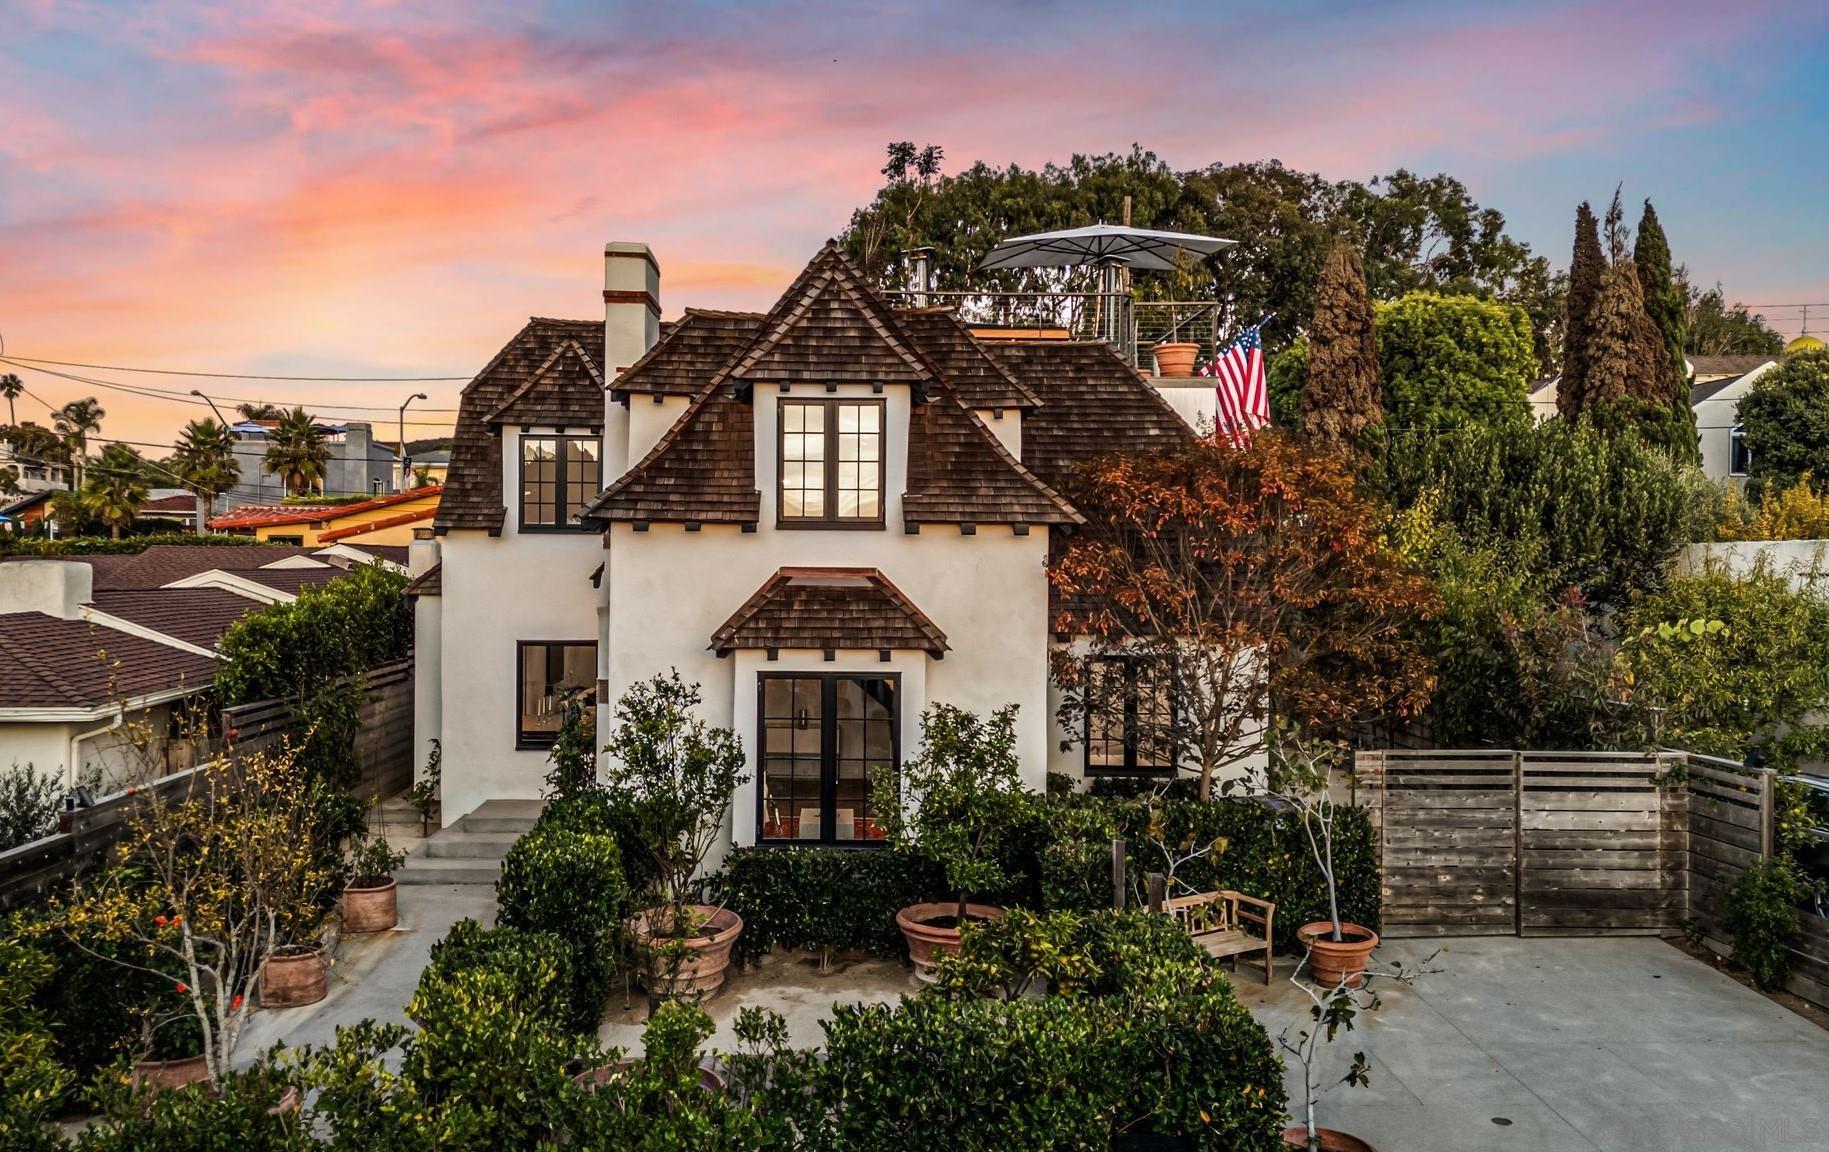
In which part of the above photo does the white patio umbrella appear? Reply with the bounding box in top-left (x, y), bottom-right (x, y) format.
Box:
top-left (977, 223), bottom-right (1233, 272)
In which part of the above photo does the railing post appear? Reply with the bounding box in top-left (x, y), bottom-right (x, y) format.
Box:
top-left (1759, 769), bottom-right (1775, 860)
top-left (1146, 871), bottom-right (1167, 914)
top-left (1513, 750), bottom-right (1525, 937)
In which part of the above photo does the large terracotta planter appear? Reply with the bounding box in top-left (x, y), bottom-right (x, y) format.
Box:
top-left (574, 1059), bottom-right (726, 1094)
top-left (1283, 1125), bottom-right (1378, 1151)
top-left (260, 947), bottom-right (328, 1008)
top-left (1297, 922), bottom-right (1379, 989)
top-left (130, 1054), bottom-right (210, 1092)
top-left (895, 902), bottom-right (1005, 982)
top-left (1154, 342), bottom-right (1200, 378)
top-left (629, 905), bottom-right (744, 998)
top-left (341, 878), bottom-right (398, 933)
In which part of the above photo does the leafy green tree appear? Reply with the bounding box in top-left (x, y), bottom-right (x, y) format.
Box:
top-left (0, 466), bottom-right (18, 498)
top-left (1634, 200), bottom-right (1688, 391)
top-left (171, 418), bottom-right (240, 536)
top-left (1737, 350), bottom-right (1829, 493)
top-left (263, 407), bottom-right (330, 497)
top-left (1558, 202), bottom-right (1604, 420)
top-left (1684, 275), bottom-right (1785, 356)
top-left (0, 374), bottom-right (21, 427)
top-left (53, 397), bottom-right (104, 486)
top-left (1376, 293), bottom-right (1535, 431)
top-left (1301, 241), bottom-right (1381, 454)
top-left (79, 443), bottom-right (151, 539)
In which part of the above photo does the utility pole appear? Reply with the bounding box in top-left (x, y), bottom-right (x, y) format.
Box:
top-left (398, 393), bottom-right (427, 491)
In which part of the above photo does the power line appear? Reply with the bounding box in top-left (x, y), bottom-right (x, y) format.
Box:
top-left (0, 358), bottom-right (462, 420)
top-left (3, 353), bottom-right (472, 383)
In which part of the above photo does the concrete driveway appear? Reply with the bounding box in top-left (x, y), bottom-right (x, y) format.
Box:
top-left (1234, 936), bottom-right (1829, 1152)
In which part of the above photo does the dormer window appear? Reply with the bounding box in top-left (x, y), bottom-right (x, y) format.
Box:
top-left (520, 434), bottom-right (600, 530)
top-left (778, 399), bottom-right (883, 528)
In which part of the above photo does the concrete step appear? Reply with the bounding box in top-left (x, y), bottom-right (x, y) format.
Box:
top-left (423, 831), bottom-right (522, 860)
top-left (461, 799), bottom-right (545, 835)
top-left (395, 855), bottom-right (504, 886)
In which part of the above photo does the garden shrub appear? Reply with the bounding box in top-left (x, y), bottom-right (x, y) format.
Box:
top-left (568, 1002), bottom-right (765, 1151)
top-left (1725, 858), bottom-right (1813, 991)
top-left (7, 906), bottom-right (173, 1089)
top-left (495, 820), bottom-right (627, 1032)
top-left (538, 788), bottom-right (659, 896)
top-left (420, 919), bottom-right (587, 1034)
top-left (0, 763), bottom-right (62, 852)
top-left (214, 563), bottom-right (411, 707)
top-left (0, 938), bottom-right (70, 1152)
top-left (931, 908), bottom-right (1209, 1000)
top-left (72, 1067), bottom-right (307, 1152)
top-left (1737, 349), bottom-right (1829, 496)
top-left (711, 846), bottom-right (947, 963)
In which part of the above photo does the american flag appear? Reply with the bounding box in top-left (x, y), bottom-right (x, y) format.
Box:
top-left (1198, 325), bottom-right (1269, 444)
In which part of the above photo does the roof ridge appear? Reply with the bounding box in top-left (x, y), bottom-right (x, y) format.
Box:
top-left (484, 339), bottom-right (604, 423)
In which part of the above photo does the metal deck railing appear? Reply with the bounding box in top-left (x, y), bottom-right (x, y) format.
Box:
top-left (886, 290), bottom-right (1223, 373)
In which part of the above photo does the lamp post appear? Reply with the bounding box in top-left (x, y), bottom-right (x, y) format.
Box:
top-left (398, 393), bottom-right (427, 491)
top-left (189, 389), bottom-right (229, 426)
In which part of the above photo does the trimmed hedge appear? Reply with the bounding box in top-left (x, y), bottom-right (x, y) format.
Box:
top-left (712, 793), bottom-right (1380, 960)
top-left (494, 815), bottom-right (627, 1032)
top-left (710, 847), bottom-right (947, 964)
top-left (420, 919), bottom-right (591, 1034)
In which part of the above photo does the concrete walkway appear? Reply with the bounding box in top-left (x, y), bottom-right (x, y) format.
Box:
top-left (233, 884), bottom-right (496, 1064)
top-left (1234, 936), bottom-right (1829, 1152)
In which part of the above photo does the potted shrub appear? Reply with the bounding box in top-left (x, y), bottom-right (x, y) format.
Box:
top-left (342, 830), bottom-right (407, 934)
top-left (602, 672), bottom-right (747, 1000)
top-left (128, 1009), bottom-right (209, 1091)
top-left (874, 703), bottom-right (1027, 980)
top-left (1270, 733), bottom-right (1378, 987)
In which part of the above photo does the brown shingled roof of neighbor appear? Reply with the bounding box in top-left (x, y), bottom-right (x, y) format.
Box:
top-left (235, 566), bottom-right (345, 597)
top-left (1689, 354), bottom-right (1777, 378)
top-left (27, 545), bottom-right (324, 592)
top-left (614, 310), bottom-right (765, 397)
top-left (0, 612), bottom-right (217, 710)
top-left (88, 588), bottom-right (264, 650)
top-left (140, 493), bottom-right (198, 514)
top-left (710, 568), bottom-right (948, 656)
top-left (439, 317), bottom-right (605, 534)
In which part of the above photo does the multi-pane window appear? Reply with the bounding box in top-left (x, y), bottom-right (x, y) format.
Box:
top-left (520, 435), bottom-right (601, 529)
top-left (517, 641), bottom-right (596, 747)
top-left (759, 674), bottom-right (897, 843)
top-left (1730, 423), bottom-right (1752, 477)
top-left (1085, 657), bottom-right (1177, 775)
top-left (779, 400), bottom-right (883, 525)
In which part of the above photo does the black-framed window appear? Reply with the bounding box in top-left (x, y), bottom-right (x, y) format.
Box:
top-left (758, 673), bottom-right (897, 844)
top-left (520, 435), bottom-right (601, 530)
top-left (1730, 423), bottom-right (1751, 477)
top-left (516, 641), bottom-right (596, 748)
top-left (1085, 657), bottom-right (1177, 775)
top-left (778, 400), bottom-right (884, 526)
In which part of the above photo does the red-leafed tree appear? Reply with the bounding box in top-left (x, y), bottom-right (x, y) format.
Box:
top-left (1049, 431), bottom-right (1437, 799)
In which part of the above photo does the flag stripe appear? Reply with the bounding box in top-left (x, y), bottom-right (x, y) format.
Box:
top-left (1204, 326), bottom-right (1268, 446)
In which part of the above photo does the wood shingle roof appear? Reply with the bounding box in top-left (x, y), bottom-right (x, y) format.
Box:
top-left (710, 568), bottom-right (948, 656)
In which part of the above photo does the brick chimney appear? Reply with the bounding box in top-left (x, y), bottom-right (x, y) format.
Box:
top-left (602, 242), bottom-right (661, 479)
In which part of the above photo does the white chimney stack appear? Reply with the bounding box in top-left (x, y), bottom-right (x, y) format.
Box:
top-left (602, 242), bottom-right (660, 479)
top-left (0, 559), bottom-right (93, 620)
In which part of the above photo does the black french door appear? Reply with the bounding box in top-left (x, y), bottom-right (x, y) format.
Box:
top-left (757, 673), bottom-right (898, 845)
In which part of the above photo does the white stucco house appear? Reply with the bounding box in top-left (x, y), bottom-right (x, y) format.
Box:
top-left (417, 241), bottom-right (1208, 844)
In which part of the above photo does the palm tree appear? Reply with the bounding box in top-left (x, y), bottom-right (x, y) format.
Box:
top-left (53, 397), bottom-right (105, 487)
top-left (172, 417), bottom-right (242, 536)
top-left (263, 407), bottom-right (330, 497)
top-left (79, 443), bottom-right (151, 539)
top-left (236, 402), bottom-right (283, 421)
top-left (0, 374), bottom-right (22, 427)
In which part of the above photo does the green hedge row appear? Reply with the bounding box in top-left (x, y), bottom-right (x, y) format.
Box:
top-left (713, 792), bottom-right (1380, 960)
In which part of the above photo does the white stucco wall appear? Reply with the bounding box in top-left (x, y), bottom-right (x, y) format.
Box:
top-left (974, 407), bottom-right (1022, 458)
top-left (627, 395), bottom-right (690, 466)
top-left (1679, 540), bottom-right (1829, 590)
top-left (1148, 380), bottom-right (1211, 434)
top-left (412, 587), bottom-right (443, 786)
top-left (0, 702), bottom-right (187, 793)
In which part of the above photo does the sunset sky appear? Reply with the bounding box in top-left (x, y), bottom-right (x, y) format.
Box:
top-left (3, 0), bottom-right (1827, 446)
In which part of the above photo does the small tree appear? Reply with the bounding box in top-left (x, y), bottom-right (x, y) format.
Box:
top-left (56, 746), bottom-right (332, 1080)
top-left (1051, 432), bottom-right (1436, 799)
top-left (1559, 201), bottom-right (1604, 419)
top-left (874, 703), bottom-right (1029, 924)
top-left (263, 407), bottom-right (330, 497)
top-left (1738, 350), bottom-right (1829, 495)
top-left (1301, 240), bottom-right (1382, 454)
top-left (600, 672), bottom-right (746, 926)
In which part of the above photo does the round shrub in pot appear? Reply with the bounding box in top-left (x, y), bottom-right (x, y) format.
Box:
top-left (341, 832), bottom-right (407, 934)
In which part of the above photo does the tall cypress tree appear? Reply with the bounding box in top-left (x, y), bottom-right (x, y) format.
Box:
top-left (1558, 202), bottom-right (1604, 420)
top-left (1634, 200), bottom-right (1689, 402)
top-left (1301, 240), bottom-right (1382, 453)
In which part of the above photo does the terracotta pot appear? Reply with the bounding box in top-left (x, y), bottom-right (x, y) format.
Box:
top-left (1282, 1125), bottom-right (1378, 1151)
top-left (260, 947), bottom-right (328, 1008)
top-left (270, 1085), bottom-right (302, 1115)
top-left (629, 905), bottom-right (744, 998)
top-left (895, 902), bottom-right (1006, 982)
top-left (1154, 342), bottom-right (1200, 378)
top-left (1297, 922), bottom-right (1379, 988)
top-left (342, 878), bottom-right (398, 933)
top-left (574, 1058), bottom-right (726, 1094)
top-left (130, 1054), bottom-right (210, 1092)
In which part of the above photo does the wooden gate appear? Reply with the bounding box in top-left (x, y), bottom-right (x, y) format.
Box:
top-left (1360, 750), bottom-right (1689, 937)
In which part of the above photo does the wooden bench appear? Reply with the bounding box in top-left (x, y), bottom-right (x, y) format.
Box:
top-left (1162, 890), bottom-right (1276, 983)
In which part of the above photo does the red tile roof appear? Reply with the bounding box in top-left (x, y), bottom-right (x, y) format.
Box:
top-left (0, 612), bottom-right (217, 710)
top-left (209, 486), bottom-right (442, 531)
top-left (317, 504), bottom-right (438, 543)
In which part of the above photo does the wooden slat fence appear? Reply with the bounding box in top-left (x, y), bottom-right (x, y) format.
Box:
top-left (0, 659), bottom-right (414, 909)
top-left (1684, 755), bottom-right (1771, 950)
top-left (1358, 750), bottom-right (1518, 936)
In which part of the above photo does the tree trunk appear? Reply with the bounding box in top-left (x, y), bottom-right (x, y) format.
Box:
top-left (110, 522), bottom-right (121, 540)
top-left (195, 493), bottom-right (210, 537)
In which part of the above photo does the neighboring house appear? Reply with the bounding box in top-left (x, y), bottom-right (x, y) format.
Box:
top-left (210, 486), bottom-right (442, 546)
top-left (138, 491), bottom-right (201, 531)
top-left (0, 428), bottom-right (72, 495)
top-left (0, 490), bottom-right (55, 534)
top-left (223, 418), bottom-right (399, 505)
top-left (1527, 354), bottom-right (1782, 483)
top-left (418, 241), bottom-right (1200, 845)
top-left (0, 542), bottom-right (399, 789)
